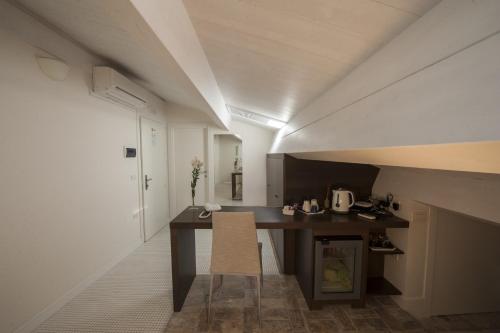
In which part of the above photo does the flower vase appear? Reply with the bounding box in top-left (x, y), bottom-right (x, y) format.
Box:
top-left (189, 192), bottom-right (198, 210)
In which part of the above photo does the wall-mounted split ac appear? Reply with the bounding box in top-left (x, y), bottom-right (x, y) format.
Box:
top-left (92, 66), bottom-right (147, 110)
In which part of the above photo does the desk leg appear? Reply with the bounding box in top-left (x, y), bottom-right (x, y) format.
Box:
top-left (353, 230), bottom-right (369, 308)
top-left (171, 227), bottom-right (196, 312)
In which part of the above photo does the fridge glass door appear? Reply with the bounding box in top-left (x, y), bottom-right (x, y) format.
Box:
top-left (320, 246), bottom-right (356, 293)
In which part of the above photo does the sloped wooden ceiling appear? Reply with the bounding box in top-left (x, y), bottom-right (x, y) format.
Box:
top-left (184, 0), bottom-right (440, 121)
top-left (268, 0), bottom-right (500, 175)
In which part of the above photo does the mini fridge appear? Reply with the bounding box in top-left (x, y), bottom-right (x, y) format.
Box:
top-left (314, 236), bottom-right (363, 300)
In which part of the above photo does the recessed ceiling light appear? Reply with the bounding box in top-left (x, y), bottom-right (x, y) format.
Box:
top-left (267, 119), bottom-right (286, 129)
top-left (228, 105), bottom-right (287, 129)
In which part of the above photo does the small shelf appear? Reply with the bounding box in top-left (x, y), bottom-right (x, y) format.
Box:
top-left (369, 247), bottom-right (404, 255)
top-left (367, 277), bottom-right (402, 295)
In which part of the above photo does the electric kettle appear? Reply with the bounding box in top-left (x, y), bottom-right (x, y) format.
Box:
top-left (332, 188), bottom-right (355, 213)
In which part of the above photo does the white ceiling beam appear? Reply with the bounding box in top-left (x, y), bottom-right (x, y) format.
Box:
top-left (129, 0), bottom-right (230, 129)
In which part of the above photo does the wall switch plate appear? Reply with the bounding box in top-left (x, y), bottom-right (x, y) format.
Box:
top-left (124, 147), bottom-right (136, 158)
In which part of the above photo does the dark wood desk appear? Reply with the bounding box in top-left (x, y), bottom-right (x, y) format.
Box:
top-left (170, 206), bottom-right (408, 311)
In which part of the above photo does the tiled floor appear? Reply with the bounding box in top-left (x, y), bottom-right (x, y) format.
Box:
top-left (35, 226), bottom-right (173, 333)
top-left (166, 274), bottom-right (500, 333)
top-left (215, 182), bottom-right (242, 206)
top-left (34, 224), bottom-right (500, 332)
top-left (34, 226), bottom-right (279, 332)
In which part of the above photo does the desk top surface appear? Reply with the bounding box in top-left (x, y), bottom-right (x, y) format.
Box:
top-left (170, 206), bottom-right (409, 230)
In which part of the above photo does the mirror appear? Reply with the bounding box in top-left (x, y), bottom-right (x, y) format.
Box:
top-left (214, 134), bottom-right (243, 205)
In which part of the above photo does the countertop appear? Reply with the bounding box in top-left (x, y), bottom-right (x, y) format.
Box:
top-left (170, 206), bottom-right (409, 230)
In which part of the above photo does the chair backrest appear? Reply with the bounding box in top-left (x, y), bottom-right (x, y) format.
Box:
top-left (210, 211), bottom-right (261, 276)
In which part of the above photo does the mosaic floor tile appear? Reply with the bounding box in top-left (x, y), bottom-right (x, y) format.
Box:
top-left (34, 227), bottom-right (279, 332)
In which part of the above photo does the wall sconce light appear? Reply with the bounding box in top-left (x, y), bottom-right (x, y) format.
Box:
top-left (36, 56), bottom-right (70, 81)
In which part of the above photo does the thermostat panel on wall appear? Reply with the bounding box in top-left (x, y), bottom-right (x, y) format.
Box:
top-left (124, 147), bottom-right (137, 158)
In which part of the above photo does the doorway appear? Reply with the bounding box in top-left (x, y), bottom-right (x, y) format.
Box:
top-left (213, 134), bottom-right (242, 205)
top-left (140, 117), bottom-right (168, 241)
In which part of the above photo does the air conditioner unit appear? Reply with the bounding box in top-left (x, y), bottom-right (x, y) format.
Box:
top-left (92, 66), bottom-right (147, 110)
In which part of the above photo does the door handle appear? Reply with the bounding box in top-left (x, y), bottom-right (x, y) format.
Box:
top-left (145, 175), bottom-right (152, 190)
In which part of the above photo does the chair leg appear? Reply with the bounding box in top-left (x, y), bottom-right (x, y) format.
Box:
top-left (208, 274), bottom-right (215, 324)
top-left (219, 274), bottom-right (224, 294)
top-left (256, 275), bottom-right (261, 328)
top-left (213, 274), bottom-right (223, 295)
top-left (258, 242), bottom-right (264, 288)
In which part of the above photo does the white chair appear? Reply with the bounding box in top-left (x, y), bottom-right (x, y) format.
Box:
top-left (208, 211), bottom-right (262, 324)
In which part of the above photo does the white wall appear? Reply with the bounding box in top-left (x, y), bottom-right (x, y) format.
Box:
top-left (229, 120), bottom-right (274, 206)
top-left (431, 209), bottom-right (500, 315)
top-left (368, 195), bottom-right (435, 317)
top-left (0, 3), bottom-right (168, 332)
top-left (374, 166), bottom-right (500, 224)
top-left (373, 166), bottom-right (500, 317)
top-left (163, 101), bottom-right (214, 124)
top-left (168, 125), bottom-right (207, 216)
top-left (271, 0), bottom-right (500, 156)
top-left (213, 135), bottom-right (220, 184)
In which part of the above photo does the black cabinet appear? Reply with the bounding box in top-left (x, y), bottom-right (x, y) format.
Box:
top-left (266, 154), bottom-right (284, 207)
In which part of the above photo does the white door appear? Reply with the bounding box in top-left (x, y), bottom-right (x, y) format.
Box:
top-left (140, 117), bottom-right (168, 241)
top-left (170, 127), bottom-right (206, 216)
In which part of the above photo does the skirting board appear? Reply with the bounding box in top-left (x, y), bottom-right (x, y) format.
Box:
top-left (14, 239), bottom-right (144, 333)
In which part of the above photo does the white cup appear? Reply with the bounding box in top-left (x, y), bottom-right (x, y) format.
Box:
top-left (303, 200), bottom-right (311, 213)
